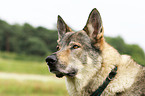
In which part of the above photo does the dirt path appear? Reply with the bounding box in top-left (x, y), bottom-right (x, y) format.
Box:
top-left (0, 72), bottom-right (65, 82)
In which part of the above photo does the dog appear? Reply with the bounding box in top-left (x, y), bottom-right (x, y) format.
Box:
top-left (45, 8), bottom-right (145, 96)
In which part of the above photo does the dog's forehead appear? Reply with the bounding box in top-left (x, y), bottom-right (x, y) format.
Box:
top-left (59, 32), bottom-right (75, 44)
top-left (58, 30), bottom-right (91, 46)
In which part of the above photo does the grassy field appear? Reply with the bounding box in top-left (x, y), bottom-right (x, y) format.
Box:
top-left (0, 51), bottom-right (49, 75)
top-left (0, 79), bottom-right (68, 96)
top-left (0, 51), bottom-right (68, 96)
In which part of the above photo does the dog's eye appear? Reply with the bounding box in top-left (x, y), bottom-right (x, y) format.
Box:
top-left (56, 46), bottom-right (60, 51)
top-left (72, 45), bottom-right (80, 49)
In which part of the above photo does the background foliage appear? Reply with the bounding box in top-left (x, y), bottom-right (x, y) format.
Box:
top-left (0, 20), bottom-right (57, 56)
top-left (0, 19), bottom-right (145, 66)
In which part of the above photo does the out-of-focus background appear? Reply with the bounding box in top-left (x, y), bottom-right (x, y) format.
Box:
top-left (0, 0), bottom-right (145, 96)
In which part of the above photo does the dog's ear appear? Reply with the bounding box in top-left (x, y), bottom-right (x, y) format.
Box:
top-left (57, 15), bottom-right (72, 39)
top-left (83, 8), bottom-right (104, 49)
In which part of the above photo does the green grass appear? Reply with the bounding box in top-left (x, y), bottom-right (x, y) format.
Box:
top-left (0, 51), bottom-right (46, 62)
top-left (0, 51), bottom-right (68, 96)
top-left (0, 79), bottom-right (68, 96)
top-left (0, 51), bottom-right (50, 75)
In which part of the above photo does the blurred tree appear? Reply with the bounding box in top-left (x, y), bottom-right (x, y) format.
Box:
top-left (25, 37), bottom-right (48, 56)
top-left (10, 24), bottom-right (23, 53)
top-left (22, 23), bottom-right (36, 37)
top-left (124, 44), bottom-right (145, 65)
top-left (105, 36), bottom-right (145, 66)
top-left (0, 20), bottom-right (12, 52)
top-left (36, 26), bottom-right (57, 52)
top-left (105, 36), bottom-right (126, 54)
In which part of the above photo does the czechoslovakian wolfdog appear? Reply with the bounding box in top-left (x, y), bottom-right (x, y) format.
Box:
top-left (46, 8), bottom-right (145, 96)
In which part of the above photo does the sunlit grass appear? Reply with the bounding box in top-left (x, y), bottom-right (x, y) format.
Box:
top-left (0, 79), bottom-right (68, 96)
top-left (0, 51), bottom-right (47, 62)
top-left (0, 51), bottom-right (50, 75)
top-left (0, 52), bottom-right (69, 96)
top-left (0, 57), bottom-right (48, 75)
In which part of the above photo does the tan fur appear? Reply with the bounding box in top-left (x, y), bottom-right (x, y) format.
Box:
top-left (65, 41), bottom-right (144, 96)
top-left (57, 49), bottom-right (70, 66)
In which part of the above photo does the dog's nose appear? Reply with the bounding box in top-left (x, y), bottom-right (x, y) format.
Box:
top-left (45, 55), bottom-right (57, 66)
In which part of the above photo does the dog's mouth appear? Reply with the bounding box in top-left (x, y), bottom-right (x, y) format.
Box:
top-left (50, 69), bottom-right (77, 78)
top-left (46, 60), bottom-right (77, 78)
top-left (55, 72), bottom-right (77, 78)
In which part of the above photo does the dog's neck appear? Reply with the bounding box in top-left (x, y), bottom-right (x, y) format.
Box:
top-left (65, 66), bottom-right (116, 96)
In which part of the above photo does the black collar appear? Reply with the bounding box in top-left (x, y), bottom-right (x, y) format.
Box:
top-left (91, 66), bottom-right (118, 96)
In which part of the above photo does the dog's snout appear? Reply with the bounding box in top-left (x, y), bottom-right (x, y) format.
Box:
top-left (45, 55), bottom-right (57, 65)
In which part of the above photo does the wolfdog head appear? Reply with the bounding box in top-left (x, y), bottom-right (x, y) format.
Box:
top-left (46, 8), bottom-right (104, 78)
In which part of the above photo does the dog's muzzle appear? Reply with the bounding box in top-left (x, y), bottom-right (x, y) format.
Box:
top-left (45, 54), bottom-right (65, 78)
top-left (45, 54), bottom-right (77, 78)
top-left (45, 54), bottom-right (58, 72)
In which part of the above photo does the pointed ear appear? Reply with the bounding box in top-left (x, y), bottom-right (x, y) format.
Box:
top-left (57, 15), bottom-right (72, 39)
top-left (83, 8), bottom-right (104, 50)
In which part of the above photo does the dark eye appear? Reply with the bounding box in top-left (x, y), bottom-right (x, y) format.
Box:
top-left (56, 46), bottom-right (60, 51)
top-left (72, 45), bottom-right (80, 49)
